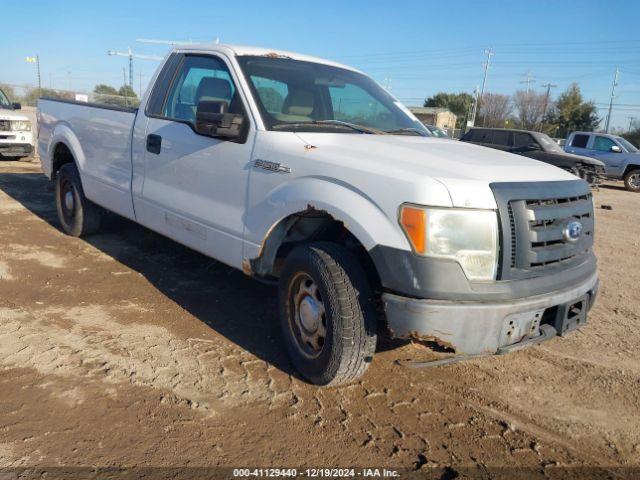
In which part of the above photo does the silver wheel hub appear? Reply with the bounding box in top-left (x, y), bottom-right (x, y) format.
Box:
top-left (291, 274), bottom-right (326, 357)
top-left (299, 296), bottom-right (321, 332)
top-left (630, 174), bottom-right (640, 188)
top-left (64, 191), bottom-right (74, 211)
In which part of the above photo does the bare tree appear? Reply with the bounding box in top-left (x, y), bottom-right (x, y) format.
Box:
top-left (478, 93), bottom-right (512, 127)
top-left (513, 90), bottom-right (547, 130)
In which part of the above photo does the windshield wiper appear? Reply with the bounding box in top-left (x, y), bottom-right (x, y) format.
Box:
top-left (272, 120), bottom-right (386, 135)
top-left (386, 127), bottom-right (429, 136)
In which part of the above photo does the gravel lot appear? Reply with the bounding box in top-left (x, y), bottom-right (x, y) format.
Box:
top-left (0, 159), bottom-right (638, 478)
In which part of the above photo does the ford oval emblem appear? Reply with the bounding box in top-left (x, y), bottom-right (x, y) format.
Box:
top-left (563, 220), bottom-right (583, 243)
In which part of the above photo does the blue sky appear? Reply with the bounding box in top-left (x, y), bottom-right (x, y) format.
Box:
top-left (2, 0), bottom-right (640, 129)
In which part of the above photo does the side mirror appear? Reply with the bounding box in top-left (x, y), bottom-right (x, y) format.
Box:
top-left (527, 143), bottom-right (540, 151)
top-left (610, 145), bottom-right (622, 153)
top-left (12, 102), bottom-right (21, 110)
top-left (195, 100), bottom-right (244, 140)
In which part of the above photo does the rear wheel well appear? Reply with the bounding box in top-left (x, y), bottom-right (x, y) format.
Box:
top-left (51, 142), bottom-right (75, 179)
top-left (250, 209), bottom-right (382, 292)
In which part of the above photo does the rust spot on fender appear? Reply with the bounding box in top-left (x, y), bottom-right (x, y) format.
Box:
top-left (242, 258), bottom-right (253, 276)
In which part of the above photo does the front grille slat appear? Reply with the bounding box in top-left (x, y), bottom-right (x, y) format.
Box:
top-left (525, 199), bottom-right (592, 221)
top-left (0, 120), bottom-right (10, 132)
top-left (529, 215), bottom-right (594, 243)
top-left (527, 236), bottom-right (592, 264)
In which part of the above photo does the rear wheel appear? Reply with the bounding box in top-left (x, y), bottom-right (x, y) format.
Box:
top-left (55, 163), bottom-right (101, 236)
top-left (278, 242), bottom-right (377, 386)
top-left (623, 169), bottom-right (640, 192)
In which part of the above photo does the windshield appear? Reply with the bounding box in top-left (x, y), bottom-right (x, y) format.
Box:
top-left (237, 56), bottom-right (429, 135)
top-left (616, 136), bottom-right (639, 153)
top-left (0, 89), bottom-right (11, 109)
top-left (534, 133), bottom-right (564, 153)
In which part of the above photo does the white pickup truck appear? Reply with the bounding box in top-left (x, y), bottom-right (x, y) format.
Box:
top-left (0, 87), bottom-right (33, 160)
top-left (38, 44), bottom-right (599, 385)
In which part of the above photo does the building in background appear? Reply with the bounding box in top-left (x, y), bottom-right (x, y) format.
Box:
top-left (409, 107), bottom-right (457, 133)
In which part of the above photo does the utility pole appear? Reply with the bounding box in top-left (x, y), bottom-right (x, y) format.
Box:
top-left (605, 67), bottom-right (620, 133)
top-left (520, 71), bottom-right (536, 95)
top-left (540, 82), bottom-right (557, 131)
top-left (479, 48), bottom-right (494, 101)
top-left (122, 67), bottom-right (129, 106)
top-left (628, 116), bottom-right (637, 132)
top-left (469, 85), bottom-right (480, 127)
top-left (139, 72), bottom-right (144, 98)
top-left (26, 55), bottom-right (42, 96)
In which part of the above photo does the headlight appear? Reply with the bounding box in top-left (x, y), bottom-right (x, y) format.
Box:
top-left (399, 205), bottom-right (499, 281)
top-left (11, 120), bottom-right (31, 131)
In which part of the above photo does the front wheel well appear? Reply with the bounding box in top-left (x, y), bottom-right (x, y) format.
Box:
top-left (623, 164), bottom-right (640, 177)
top-left (249, 209), bottom-right (382, 292)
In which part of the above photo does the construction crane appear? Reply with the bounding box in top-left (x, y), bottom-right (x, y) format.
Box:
top-left (107, 47), bottom-right (163, 91)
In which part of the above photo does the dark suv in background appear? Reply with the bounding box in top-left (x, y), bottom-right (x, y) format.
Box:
top-left (460, 127), bottom-right (605, 186)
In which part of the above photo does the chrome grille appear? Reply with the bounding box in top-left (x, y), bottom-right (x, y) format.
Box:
top-left (0, 120), bottom-right (10, 131)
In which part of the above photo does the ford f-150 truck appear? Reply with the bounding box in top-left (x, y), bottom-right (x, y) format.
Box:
top-left (37, 44), bottom-right (599, 385)
top-left (0, 87), bottom-right (33, 160)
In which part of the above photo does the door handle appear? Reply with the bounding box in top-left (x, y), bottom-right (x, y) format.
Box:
top-left (146, 134), bottom-right (162, 154)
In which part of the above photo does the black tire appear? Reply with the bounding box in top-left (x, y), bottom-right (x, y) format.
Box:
top-left (55, 163), bottom-right (101, 236)
top-left (278, 242), bottom-right (377, 386)
top-left (623, 169), bottom-right (640, 193)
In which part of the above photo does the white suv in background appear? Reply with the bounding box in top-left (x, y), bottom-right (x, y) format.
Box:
top-left (0, 87), bottom-right (33, 160)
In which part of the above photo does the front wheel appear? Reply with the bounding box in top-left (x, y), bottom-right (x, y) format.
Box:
top-left (623, 169), bottom-right (640, 192)
top-left (278, 242), bottom-right (377, 386)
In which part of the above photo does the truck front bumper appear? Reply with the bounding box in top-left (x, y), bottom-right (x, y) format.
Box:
top-left (383, 272), bottom-right (599, 355)
top-left (0, 143), bottom-right (33, 157)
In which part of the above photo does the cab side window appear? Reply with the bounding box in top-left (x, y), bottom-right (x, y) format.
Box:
top-left (466, 129), bottom-right (491, 143)
top-left (513, 132), bottom-right (534, 148)
top-left (593, 136), bottom-right (616, 152)
top-left (571, 134), bottom-right (590, 148)
top-left (163, 55), bottom-right (237, 124)
top-left (491, 130), bottom-right (510, 146)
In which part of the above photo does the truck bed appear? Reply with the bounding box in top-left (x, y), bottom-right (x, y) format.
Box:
top-left (37, 98), bottom-right (138, 220)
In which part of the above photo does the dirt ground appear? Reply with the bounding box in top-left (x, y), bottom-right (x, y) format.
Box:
top-left (0, 159), bottom-right (638, 479)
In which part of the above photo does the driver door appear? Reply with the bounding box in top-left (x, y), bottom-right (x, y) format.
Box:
top-left (588, 135), bottom-right (624, 176)
top-left (136, 54), bottom-right (254, 269)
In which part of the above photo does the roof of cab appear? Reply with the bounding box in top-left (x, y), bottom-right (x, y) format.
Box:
top-left (172, 43), bottom-right (362, 73)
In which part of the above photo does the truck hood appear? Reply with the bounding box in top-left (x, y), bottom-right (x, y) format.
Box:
top-left (552, 150), bottom-right (605, 167)
top-left (294, 133), bottom-right (578, 209)
top-left (0, 111), bottom-right (29, 122)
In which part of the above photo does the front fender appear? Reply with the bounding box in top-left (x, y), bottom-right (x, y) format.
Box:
top-left (244, 176), bottom-right (410, 259)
